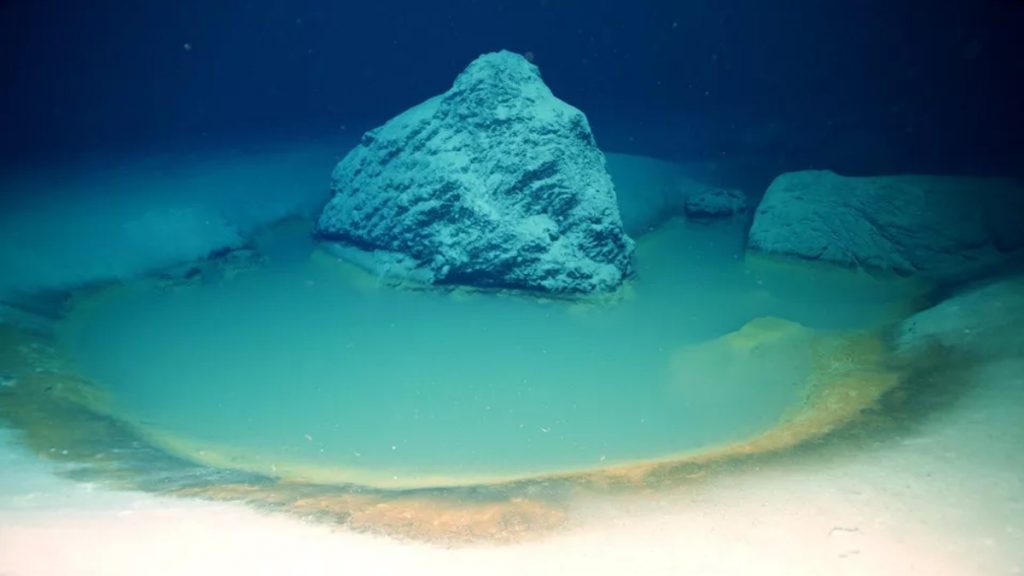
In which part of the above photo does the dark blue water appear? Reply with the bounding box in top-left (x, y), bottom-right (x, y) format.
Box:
top-left (1, 0), bottom-right (1021, 179)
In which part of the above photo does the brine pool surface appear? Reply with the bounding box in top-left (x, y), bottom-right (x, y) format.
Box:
top-left (55, 219), bottom-right (916, 488)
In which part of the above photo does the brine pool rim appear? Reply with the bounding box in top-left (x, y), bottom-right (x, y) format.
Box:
top-left (0, 245), bottom-right (936, 543)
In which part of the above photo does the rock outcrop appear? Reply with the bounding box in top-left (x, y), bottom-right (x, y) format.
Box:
top-left (747, 170), bottom-right (1024, 280)
top-left (316, 51), bottom-right (633, 294)
top-left (683, 188), bottom-right (749, 222)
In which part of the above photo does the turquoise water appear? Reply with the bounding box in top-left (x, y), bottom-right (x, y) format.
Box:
top-left (56, 218), bottom-right (916, 488)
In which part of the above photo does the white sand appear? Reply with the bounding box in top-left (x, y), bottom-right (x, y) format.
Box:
top-left (2, 349), bottom-right (1021, 576)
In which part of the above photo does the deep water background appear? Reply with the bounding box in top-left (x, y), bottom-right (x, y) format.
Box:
top-left (1, 0), bottom-right (1022, 181)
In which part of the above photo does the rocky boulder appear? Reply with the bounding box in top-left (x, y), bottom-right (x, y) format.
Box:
top-left (316, 51), bottom-right (634, 294)
top-left (747, 170), bottom-right (1024, 281)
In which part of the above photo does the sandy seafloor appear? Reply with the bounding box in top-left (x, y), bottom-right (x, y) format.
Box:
top-left (1, 141), bottom-right (1022, 575)
top-left (1, 348), bottom-right (1022, 576)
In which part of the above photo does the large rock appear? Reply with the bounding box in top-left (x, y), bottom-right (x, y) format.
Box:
top-left (747, 170), bottom-right (1024, 280)
top-left (316, 51), bottom-right (633, 294)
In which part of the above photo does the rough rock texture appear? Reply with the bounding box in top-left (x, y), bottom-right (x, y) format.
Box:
top-left (747, 170), bottom-right (1024, 280)
top-left (683, 189), bottom-right (749, 222)
top-left (316, 51), bottom-right (633, 294)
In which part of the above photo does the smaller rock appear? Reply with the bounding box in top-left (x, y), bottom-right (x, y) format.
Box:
top-left (747, 170), bottom-right (1024, 281)
top-left (683, 188), bottom-right (749, 221)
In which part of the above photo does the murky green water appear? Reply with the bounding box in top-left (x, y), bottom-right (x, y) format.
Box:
top-left (55, 218), bottom-right (918, 488)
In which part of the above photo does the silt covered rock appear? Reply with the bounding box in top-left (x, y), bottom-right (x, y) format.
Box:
top-left (316, 51), bottom-right (633, 294)
top-left (747, 170), bottom-right (1024, 280)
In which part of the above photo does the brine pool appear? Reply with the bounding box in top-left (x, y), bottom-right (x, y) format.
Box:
top-left (42, 217), bottom-right (920, 490)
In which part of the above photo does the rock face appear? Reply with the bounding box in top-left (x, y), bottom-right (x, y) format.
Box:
top-left (316, 51), bottom-right (634, 294)
top-left (683, 188), bottom-right (749, 222)
top-left (747, 170), bottom-right (1024, 280)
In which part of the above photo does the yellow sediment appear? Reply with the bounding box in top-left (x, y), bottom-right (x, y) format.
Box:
top-left (0, 306), bottom-right (906, 542)
top-left (0, 324), bottom-right (131, 469)
top-left (561, 320), bottom-right (901, 489)
top-left (342, 496), bottom-right (567, 543)
top-left (170, 481), bottom-right (567, 544)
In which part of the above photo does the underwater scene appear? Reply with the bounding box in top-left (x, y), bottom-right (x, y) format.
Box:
top-left (1, 2), bottom-right (1022, 575)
